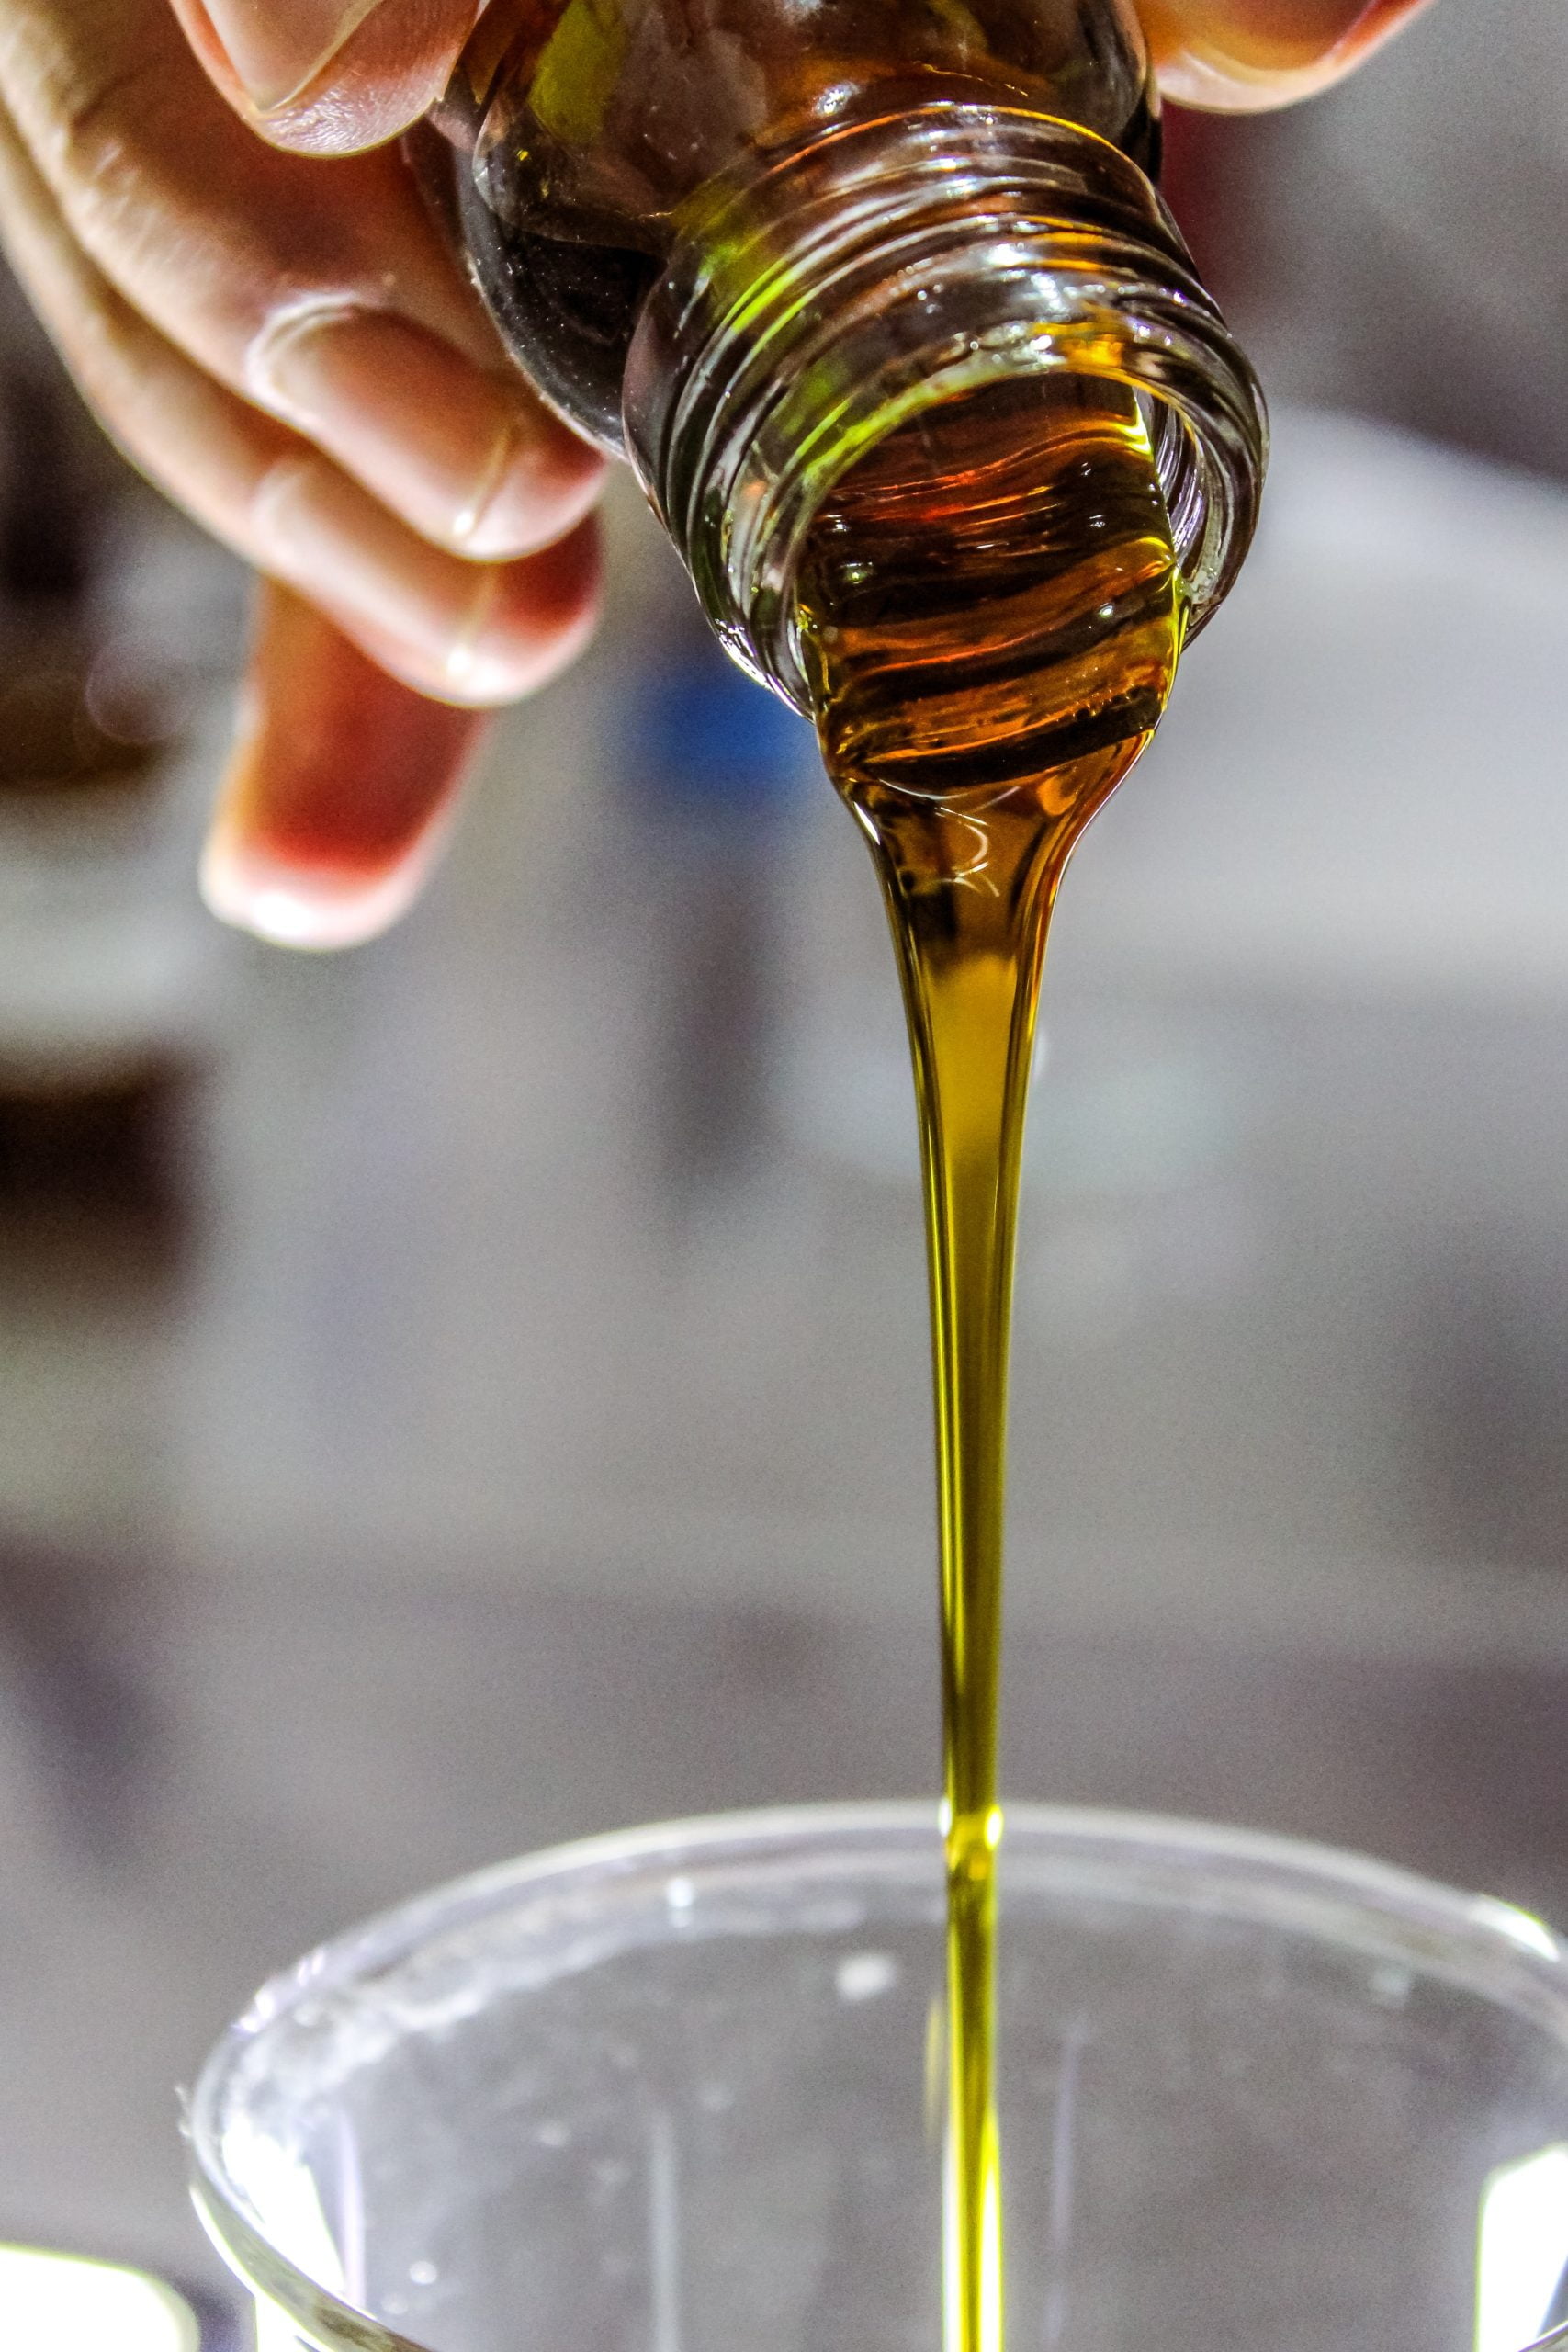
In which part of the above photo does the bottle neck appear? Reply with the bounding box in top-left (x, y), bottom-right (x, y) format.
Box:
top-left (623, 104), bottom-right (1267, 714)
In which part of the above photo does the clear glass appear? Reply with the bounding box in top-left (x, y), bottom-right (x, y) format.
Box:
top-left (427, 0), bottom-right (1161, 454)
top-left (415, 0), bottom-right (1267, 707)
top-left (625, 107), bottom-right (1265, 707)
top-left (187, 1804), bottom-right (1568, 2352)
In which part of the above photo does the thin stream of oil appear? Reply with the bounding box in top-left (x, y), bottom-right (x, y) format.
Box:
top-left (796, 374), bottom-right (1189, 2352)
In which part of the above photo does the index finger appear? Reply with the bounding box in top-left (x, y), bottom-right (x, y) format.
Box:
top-left (169, 0), bottom-right (479, 153)
top-left (1142, 0), bottom-right (1436, 109)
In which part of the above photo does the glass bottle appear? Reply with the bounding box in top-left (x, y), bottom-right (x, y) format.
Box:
top-left (418, 0), bottom-right (1267, 706)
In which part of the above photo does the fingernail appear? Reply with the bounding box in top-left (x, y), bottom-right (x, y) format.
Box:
top-left (198, 0), bottom-right (385, 112)
top-left (201, 585), bottom-right (487, 950)
top-left (252, 455), bottom-right (600, 705)
top-left (1336, 0), bottom-right (1431, 66)
top-left (250, 304), bottom-right (604, 558)
top-left (202, 831), bottom-right (434, 948)
top-left (253, 452), bottom-right (508, 695)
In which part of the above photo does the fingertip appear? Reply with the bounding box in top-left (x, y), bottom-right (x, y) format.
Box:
top-left (460, 422), bottom-right (608, 563)
top-left (251, 458), bottom-right (602, 709)
top-left (170, 0), bottom-right (479, 153)
top-left (479, 511), bottom-right (604, 691)
top-left (200, 820), bottom-right (435, 948)
top-left (435, 511), bottom-right (604, 705)
top-left (206, 580), bottom-right (487, 949)
top-left (1147, 0), bottom-right (1431, 110)
top-left (247, 300), bottom-right (608, 565)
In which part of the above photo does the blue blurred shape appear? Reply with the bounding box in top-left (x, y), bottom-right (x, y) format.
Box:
top-left (621, 638), bottom-right (815, 819)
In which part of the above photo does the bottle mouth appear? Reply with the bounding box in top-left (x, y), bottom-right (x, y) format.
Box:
top-left (624, 104), bottom-right (1268, 714)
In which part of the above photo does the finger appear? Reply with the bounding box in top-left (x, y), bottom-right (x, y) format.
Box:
top-left (0, 95), bottom-right (601, 705)
top-left (169, 0), bottom-right (479, 154)
top-left (254, 455), bottom-right (602, 703)
top-left (184, 0), bottom-right (1437, 149)
top-left (254, 300), bottom-right (604, 562)
top-left (0, 0), bottom-right (604, 558)
top-left (1141, 0), bottom-right (1434, 109)
top-left (203, 581), bottom-right (485, 948)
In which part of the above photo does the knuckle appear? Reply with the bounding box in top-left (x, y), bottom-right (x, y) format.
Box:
top-left (5, 5), bottom-right (204, 265)
top-left (22, 33), bottom-right (163, 221)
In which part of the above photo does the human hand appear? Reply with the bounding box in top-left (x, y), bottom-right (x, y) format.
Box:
top-left (1141, 0), bottom-right (1434, 109)
top-left (0, 0), bottom-right (605, 948)
top-left (0, 0), bottom-right (1431, 951)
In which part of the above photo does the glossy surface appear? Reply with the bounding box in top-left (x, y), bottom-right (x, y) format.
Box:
top-left (14, 417), bottom-right (1568, 2329)
top-left (439, 0), bottom-right (1156, 445)
top-left (192, 1805), bottom-right (1568, 2352)
top-left (798, 376), bottom-right (1185, 2352)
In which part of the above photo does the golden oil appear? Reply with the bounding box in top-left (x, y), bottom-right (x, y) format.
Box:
top-left (797, 371), bottom-right (1187, 2352)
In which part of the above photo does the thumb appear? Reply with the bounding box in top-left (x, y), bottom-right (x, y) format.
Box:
top-left (170, 0), bottom-right (480, 153)
top-left (1141, 0), bottom-right (1434, 110)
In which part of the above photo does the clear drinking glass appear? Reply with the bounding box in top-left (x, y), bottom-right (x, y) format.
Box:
top-left (187, 1804), bottom-right (1568, 2352)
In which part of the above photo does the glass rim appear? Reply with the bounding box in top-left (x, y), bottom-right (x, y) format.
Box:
top-left (626, 104), bottom-right (1267, 712)
top-left (186, 1798), bottom-right (1568, 2352)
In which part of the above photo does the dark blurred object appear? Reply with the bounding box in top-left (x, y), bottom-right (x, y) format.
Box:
top-left (0, 256), bottom-right (125, 611)
top-left (0, 662), bottom-right (178, 816)
top-left (0, 275), bottom-right (183, 804)
top-left (1160, 103), bottom-right (1279, 318)
top-left (0, 1063), bottom-right (194, 1239)
top-left (0, 362), bottom-right (95, 607)
top-left (0, 264), bottom-right (223, 1272)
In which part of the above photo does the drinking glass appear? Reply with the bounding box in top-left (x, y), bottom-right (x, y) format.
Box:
top-left (186, 1803), bottom-right (1568, 2352)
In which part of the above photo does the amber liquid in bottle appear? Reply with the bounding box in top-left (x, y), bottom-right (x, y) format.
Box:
top-left (433, 15), bottom-right (1208, 2346)
top-left (429, 1), bottom-right (1159, 449)
top-left (796, 373), bottom-right (1187, 2352)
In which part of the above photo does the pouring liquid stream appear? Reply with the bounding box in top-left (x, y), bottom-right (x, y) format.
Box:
top-left (796, 373), bottom-right (1189, 2352)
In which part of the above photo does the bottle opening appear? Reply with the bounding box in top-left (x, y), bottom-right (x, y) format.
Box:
top-left (796, 373), bottom-right (1188, 801)
top-left (624, 104), bottom-right (1267, 712)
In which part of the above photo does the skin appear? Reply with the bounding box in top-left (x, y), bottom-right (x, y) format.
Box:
top-left (0, 0), bottom-right (1432, 948)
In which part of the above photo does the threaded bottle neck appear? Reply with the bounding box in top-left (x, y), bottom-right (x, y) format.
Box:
top-left (623, 104), bottom-right (1267, 714)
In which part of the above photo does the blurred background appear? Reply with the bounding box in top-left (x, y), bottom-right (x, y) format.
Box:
top-left (3, 0), bottom-right (1568, 2328)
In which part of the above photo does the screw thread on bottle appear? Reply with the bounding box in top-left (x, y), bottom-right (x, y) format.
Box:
top-left (624, 104), bottom-right (1268, 711)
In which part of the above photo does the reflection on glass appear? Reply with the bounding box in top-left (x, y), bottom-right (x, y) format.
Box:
top-left (211, 2121), bottom-right (349, 2301)
top-left (0, 2243), bottom-right (198, 2352)
top-left (256, 2301), bottom-right (306, 2352)
top-left (1476, 2143), bottom-right (1568, 2352)
top-left (1469, 1897), bottom-right (1563, 1967)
